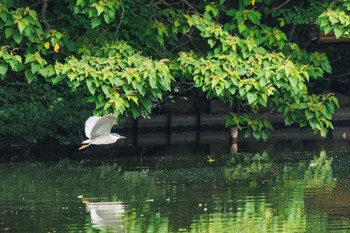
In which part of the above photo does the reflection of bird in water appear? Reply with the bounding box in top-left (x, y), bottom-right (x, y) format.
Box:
top-left (82, 198), bottom-right (126, 232)
top-left (79, 114), bottom-right (126, 150)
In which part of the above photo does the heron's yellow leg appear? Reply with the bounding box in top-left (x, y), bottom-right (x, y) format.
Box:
top-left (79, 144), bottom-right (91, 150)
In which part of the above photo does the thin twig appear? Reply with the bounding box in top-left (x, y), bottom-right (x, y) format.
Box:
top-left (328, 72), bottom-right (350, 80)
top-left (153, 0), bottom-right (179, 8)
top-left (170, 39), bottom-right (192, 53)
top-left (115, 0), bottom-right (125, 37)
top-left (181, 0), bottom-right (198, 13)
top-left (270, 0), bottom-right (291, 12)
top-left (44, 50), bottom-right (70, 56)
top-left (288, 24), bottom-right (295, 42)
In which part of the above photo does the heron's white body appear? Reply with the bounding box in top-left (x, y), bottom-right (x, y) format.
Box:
top-left (82, 134), bottom-right (122, 145)
top-left (79, 115), bottom-right (125, 150)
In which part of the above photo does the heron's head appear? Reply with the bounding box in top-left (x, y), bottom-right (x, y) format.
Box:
top-left (111, 133), bottom-right (126, 142)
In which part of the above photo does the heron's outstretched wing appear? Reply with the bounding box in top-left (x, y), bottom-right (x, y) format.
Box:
top-left (85, 116), bottom-right (101, 138)
top-left (90, 114), bottom-right (116, 138)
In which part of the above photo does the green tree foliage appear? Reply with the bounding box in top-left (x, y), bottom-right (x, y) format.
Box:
top-left (0, 81), bottom-right (91, 144)
top-left (0, 0), bottom-right (347, 142)
top-left (317, 0), bottom-right (350, 39)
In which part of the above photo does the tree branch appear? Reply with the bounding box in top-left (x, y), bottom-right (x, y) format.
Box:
top-left (115, 0), bottom-right (125, 37)
top-left (181, 0), bottom-right (198, 13)
top-left (270, 0), bottom-right (291, 12)
top-left (41, 0), bottom-right (51, 31)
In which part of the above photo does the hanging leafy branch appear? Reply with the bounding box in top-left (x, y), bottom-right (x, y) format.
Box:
top-left (177, 13), bottom-right (337, 139)
top-left (55, 42), bottom-right (173, 118)
top-left (316, 0), bottom-right (350, 39)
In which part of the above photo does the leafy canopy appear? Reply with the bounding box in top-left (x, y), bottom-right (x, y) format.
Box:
top-left (0, 0), bottom-right (346, 141)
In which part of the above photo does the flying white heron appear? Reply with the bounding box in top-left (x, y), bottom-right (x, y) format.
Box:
top-left (79, 115), bottom-right (126, 150)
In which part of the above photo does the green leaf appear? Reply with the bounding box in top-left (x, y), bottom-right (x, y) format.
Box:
top-left (132, 81), bottom-right (146, 96)
top-left (319, 18), bottom-right (328, 27)
top-left (130, 107), bottom-right (141, 118)
top-left (8, 60), bottom-right (18, 70)
top-left (238, 68), bottom-right (247, 76)
top-left (215, 86), bottom-right (223, 96)
top-left (0, 12), bottom-right (7, 22)
top-left (127, 95), bottom-right (139, 106)
top-left (102, 84), bottom-right (110, 95)
top-left (114, 78), bottom-right (124, 86)
top-left (262, 130), bottom-right (269, 141)
top-left (103, 102), bottom-right (112, 110)
top-left (157, 22), bottom-right (167, 36)
top-left (25, 69), bottom-right (35, 83)
top-left (258, 95), bottom-right (267, 107)
top-left (13, 31), bottom-right (23, 44)
top-left (247, 11), bottom-right (261, 25)
top-left (320, 127), bottom-right (327, 138)
top-left (24, 53), bottom-right (35, 64)
top-left (330, 96), bottom-right (339, 108)
top-left (253, 130), bottom-right (261, 140)
top-left (149, 75), bottom-right (157, 88)
top-left (328, 15), bottom-right (339, 25)
top-left (156, 35), bottom-right (164, 44)
top-left (305, 110), bottom-right (313, 120)
top-left (278, 18), bottom-right (285, 27)
top-left (183, 25), bottom-right (190, 33)
top-left (333, 27), bottom-right (343, 39)
top-left (289, 76), bottom-right (297, 88)
top-left (18, 19), bottom-right (28, 34)
top-left (203, 12), bottom-right (212, 20)
top-left (211, 7), bottom-right (219, 17)
top-left (103, 13), bottom-right (111, 23)
top-left (39, 65), bottom-right (54, 78)
top-left (14, 55), bottom-right (22, 63)
top-left (239, 87), bottom-right (246, 97)
top-left (95, 5), bottom-right (104, 16)
top-left (31, 63), bottom-right (40, 74)
top-left (326, 101), bottom-right (335, 113)
top-left (323, 25), bottom-right (332, 35)
top-left (244, 129), bottom-right (251, 138)
top-left (247, 92), bottom-right (257, 104)
top-left (259, 77), bottom-right (267, 87)
top-left (0, 63), bottom-right (8, 78)
top-left (226, 9), bottom-right (236, 17)
top-left (208, 39), bottom-right (215, 48)
top-left (86, 79), bottom-right (96, 95)
top-left (52, 74), bottom-right (65, 84)
top-left (243, 0), bottom-right (251, 6)
top-left (238, 23), bottom-right (247, 33)
top-left (322, 105), bottom-right (333, 120)
top-left (76, 0), bottom-right (84, 6)
top-left (246, 40), bottom-right (255, 52)
top-left (140, 98), bottom-right (152, 114)
top-left (5, 27), bottom-right (13, 38)
top-left (91, 17), bottom-right (101, 29)
top-left (211, 78), bottom-right (219, 88)
top-left (228, 86), bottom-right (237, 95)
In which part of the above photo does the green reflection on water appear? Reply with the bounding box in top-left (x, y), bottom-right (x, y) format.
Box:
top-left (1, 151), bottom-right (349, 233)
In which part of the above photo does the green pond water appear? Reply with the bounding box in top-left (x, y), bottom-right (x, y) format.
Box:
top-left (1, 146), bottom-right (350, 232)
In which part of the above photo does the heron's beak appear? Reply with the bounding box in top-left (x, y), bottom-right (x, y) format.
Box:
top-left (119, 136), bottom-right (126, 139)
